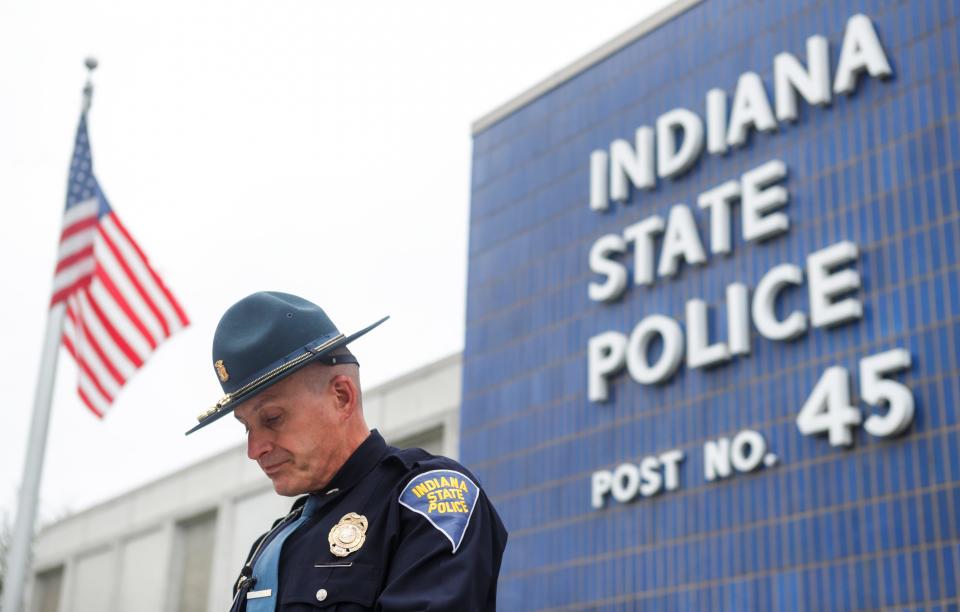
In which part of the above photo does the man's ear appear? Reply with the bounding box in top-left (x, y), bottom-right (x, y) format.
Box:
top-left (330, 374), bottom-right (359, 418)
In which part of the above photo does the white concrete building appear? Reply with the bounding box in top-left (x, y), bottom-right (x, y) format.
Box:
top-left (28, 354), bottom-right (461, 612)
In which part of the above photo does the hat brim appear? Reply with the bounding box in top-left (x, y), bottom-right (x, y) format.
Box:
top-left (185, 315), bottom-right (388, 435)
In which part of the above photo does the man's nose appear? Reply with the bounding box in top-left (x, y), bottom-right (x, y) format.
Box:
top-left (247, 429), bottom-right (273, 460)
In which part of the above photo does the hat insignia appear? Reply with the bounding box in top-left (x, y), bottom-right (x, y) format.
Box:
top-left (329, 512), bottom-right (367, 558)
top-left (214, 360), bottom-right (229, 382)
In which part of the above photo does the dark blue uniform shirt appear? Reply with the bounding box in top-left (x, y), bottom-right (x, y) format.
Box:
top-left (230, 430), bottom-right (508, 611)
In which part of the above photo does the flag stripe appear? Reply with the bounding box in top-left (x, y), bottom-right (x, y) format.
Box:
top-left (109, 214), bottom-right (190, 328)
top-left (62, 309), bottom-right (78, 359)
top-left (154, 272), bottom-right (190, 328)
top-left (52, 275), bottom-right (93, 309)
top-left (75, 345), bottom-right (117, 403)
top-left (73, 317), bottom-right (116, 406)
top-left (96, 223), bottom-right (166, 343)
top-left (51, 258), bottom-right (95, 296)
top-left (83, 284), bottom-right (144, 370)
top-left (94, 262), bottom-right (158, 350)
top-left (75, 334), bottom-right (113, 417)
top-left (75, 292), bottom-right (129, 386)
top-left (62, 335), bottom-right (77, 360)
top-left (77, 387), bottom-right (105, 418)
top-left (88, 280), bottom-right (150, 364)
top-left (59, 223), bottom-right (97, 252)
top-left (55, 245), bottom-right (95, 274)
top-left (100, 217), bottom-right (172, 337)
top-left (64, 298), bottom-right (77, 335)
top-left (61, 198), bottom-right (98, 227)
top-left (59, 216), bottom-right (97, 243)
top-left (56, 230), bottom-right (96, 265)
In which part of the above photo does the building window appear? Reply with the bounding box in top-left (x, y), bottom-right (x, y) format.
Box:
top-left (31, 566), bottom-right (64, 612)
top-left (172, 510), bottom-right (217, 612)
top-left (391, 425), bottom-right (445, 455)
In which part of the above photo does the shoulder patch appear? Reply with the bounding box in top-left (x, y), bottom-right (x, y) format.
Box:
top-left (399, 469), bottom-right (479, 553)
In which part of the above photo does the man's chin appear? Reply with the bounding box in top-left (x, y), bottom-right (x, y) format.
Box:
top-left (269, 477), bottom-right (308, 497)
top-left (269, 477), bottom-right (289, 495)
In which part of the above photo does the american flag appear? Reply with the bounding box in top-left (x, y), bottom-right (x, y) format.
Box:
top-left (51, 113), bottom-right (189, 417)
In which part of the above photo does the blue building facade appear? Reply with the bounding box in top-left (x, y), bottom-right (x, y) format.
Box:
top-left (463, 1), bottom-right (960, 609)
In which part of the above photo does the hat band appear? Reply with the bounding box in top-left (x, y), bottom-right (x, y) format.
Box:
top-left (197, 333), bottom-right (346, 423)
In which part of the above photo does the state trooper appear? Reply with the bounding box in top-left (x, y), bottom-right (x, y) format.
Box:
top-left (187, 291), bottom-right (508, 610)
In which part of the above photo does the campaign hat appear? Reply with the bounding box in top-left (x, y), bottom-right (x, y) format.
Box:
top-left (186, 291), bottom-right (386, 435)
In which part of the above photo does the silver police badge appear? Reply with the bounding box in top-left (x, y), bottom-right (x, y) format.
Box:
top-left (329, 512), bottom-right (368, 558)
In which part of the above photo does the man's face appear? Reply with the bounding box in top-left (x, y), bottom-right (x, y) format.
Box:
top-left (234, 366), bottom-right (347, 496)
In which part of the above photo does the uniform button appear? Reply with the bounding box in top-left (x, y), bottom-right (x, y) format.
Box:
top-left (316, 588), bottom-right (328, 602)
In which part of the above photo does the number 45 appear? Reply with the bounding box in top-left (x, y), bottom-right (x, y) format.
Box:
top-left (796, 349), bottom-right (914, 447)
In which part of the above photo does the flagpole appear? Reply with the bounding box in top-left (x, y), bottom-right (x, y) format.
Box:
top-left (1, 58), bottom-right (96, 612)
top-left (2, 305), bottom-right (66, 612)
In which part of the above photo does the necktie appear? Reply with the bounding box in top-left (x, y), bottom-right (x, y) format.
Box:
top-left (246, 495), bottom-right (320, 611)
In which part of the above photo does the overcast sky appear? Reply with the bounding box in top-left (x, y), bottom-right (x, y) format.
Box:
top-left (0, 0), bottom-right (672, 526)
